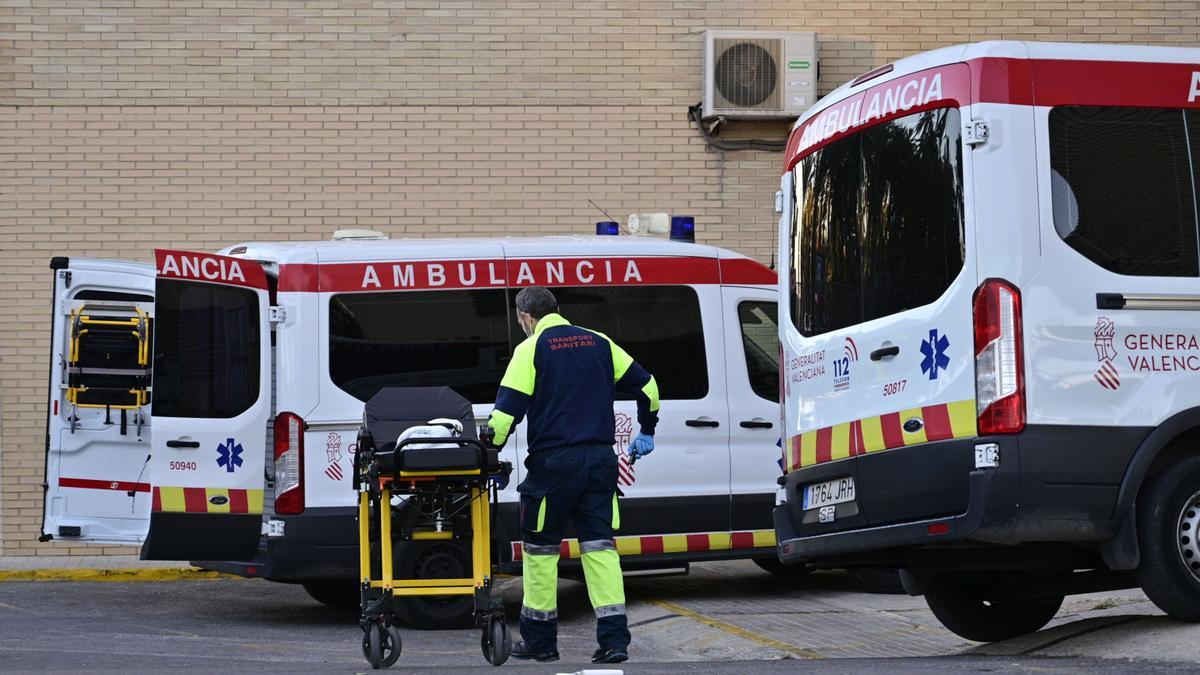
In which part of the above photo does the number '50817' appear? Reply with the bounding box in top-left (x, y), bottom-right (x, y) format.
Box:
top-left (883, 380), bottom-right (907, 396)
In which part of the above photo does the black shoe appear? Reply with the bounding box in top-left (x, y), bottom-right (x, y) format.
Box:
top-left (512, 641), bottom-right (559, 662)
top-left (592, 646), bottom-right (629, 664)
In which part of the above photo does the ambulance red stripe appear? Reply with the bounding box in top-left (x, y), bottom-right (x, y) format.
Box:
top-left (228, 489), bottom-right (249, 514)
top-left (731, 531), bottom-right (756, 549)
top-left (277, 256), bottom-right (770, 293)
top-left (59, 477), bottom-right (151, 493)
top-left (786, 57), bottom-right (1200, 170)
top-left (183, 487), bottom-right (208, 513)
top-left (879, 412), bottom-right (905, 450)
top-left (814, 426), bottom-right (833, 464)
top-left (921, 404), bottom-right (954, 442)
top-left (686, 533), bottom-right (710, 552)
top-left (640, 536), bottom-right (665, 555)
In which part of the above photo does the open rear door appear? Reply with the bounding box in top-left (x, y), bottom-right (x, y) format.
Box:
top-left (141, 250), bottom-right (271, 561)
top-left (42, 257), bottom-right (155, 544)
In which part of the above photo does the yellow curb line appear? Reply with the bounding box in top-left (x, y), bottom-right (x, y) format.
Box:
top-left (649, 599), bottom-right (824, 660)
top-left (0, 568), bottom-right (245, 582)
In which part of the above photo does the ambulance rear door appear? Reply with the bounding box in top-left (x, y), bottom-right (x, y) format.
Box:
top-left (141, 249), bottom-right (272, 561)
top-left (42, 257), bottom-right (155, 545)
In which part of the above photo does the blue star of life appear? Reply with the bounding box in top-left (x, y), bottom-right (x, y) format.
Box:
top-left (920, 329), bottom-right (951, 381)
top-left (216, 438), bottom-right (244, 473)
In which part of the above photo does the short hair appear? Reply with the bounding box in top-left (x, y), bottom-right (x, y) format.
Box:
top-left (515, 286), bottom-right (559, 319)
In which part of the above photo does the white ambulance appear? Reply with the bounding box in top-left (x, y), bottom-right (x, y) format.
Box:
top-left (775, 40), bottom-right (1200, 641)
top-left (42, 231), bottom-right (784, 624)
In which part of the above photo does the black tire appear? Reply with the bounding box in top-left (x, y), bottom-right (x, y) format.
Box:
top-left (364, 622), bottom-right (384, 669)
top-left (1135, 455), bottom-right (1200, 620)
top-left (301, 580), bottom-right (360, 609)
top-left (848, 567), bottom-right (907, 595)
top-left (381, 624), bottom-right (402, 668)
top-left (392, 540), bottom-right (475, 629)
top-left (482, 617), bottom-right (510, 667)
top-left (924, 575), bottom-right (1063, 642)
top-left (752, 556), bottom-right (813, 576)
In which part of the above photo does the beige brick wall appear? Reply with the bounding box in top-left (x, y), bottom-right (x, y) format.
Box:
top-left (3, 1), bottom-right (1200, 558)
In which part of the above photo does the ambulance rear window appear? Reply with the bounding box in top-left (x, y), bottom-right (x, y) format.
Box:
top-left (1050, 106), bottom-right (1199, 277)
top-left (152, 279), bottom-right (261, 418)
top-left (329, 289), bottom-right (510, 404)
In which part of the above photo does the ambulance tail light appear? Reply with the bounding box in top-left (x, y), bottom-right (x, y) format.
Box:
top-left (274, 412), bottom-right (305, 515)
top-left (973, 279), bottom-right (1025, 435)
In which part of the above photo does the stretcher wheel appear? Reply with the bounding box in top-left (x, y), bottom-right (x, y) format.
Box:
top-left (362, 621), bottom-right (402, 669)
top-left (363, 622), bottom-right (383, 669)
top-left (480, 616), bottom-right (510, 666)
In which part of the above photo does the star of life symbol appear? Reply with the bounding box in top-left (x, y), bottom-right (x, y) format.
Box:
top-left (324, 433), bottom-right (344, 481)
top-left (920, 329), bottom-right (950, 381)
top-left (1094, 316), bottom-right (1120, 390)
top-left (614, 412), bottom-right (635, 487)
top-left (216, 438), bottom-right (243, 473)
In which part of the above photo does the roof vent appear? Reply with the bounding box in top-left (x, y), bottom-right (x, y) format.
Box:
top-left (332, 229), bottom-right (389, 241)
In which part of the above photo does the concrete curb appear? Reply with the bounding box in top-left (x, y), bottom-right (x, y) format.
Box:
top-left (0, 568), bottom-right (244, 582)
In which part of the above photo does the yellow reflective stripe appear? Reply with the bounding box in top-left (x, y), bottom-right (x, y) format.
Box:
top-left (708, 532), bottom-right (732, 551)
top-left (488, 410), bottom-right (516, 447)
top-left (522, 550), bottom-right (559, 611)
top-left (830, 422), bottom-right (852, 461)
top-left (642, 375), bottom-right (660, 412)
top-left (611, 493), bottom-right (620, 530)
top-left (581, 549), bottom-right (625, 608)
top-left (860, 415), bottom-right (887, 453)
top-left (565, 539), bottom-right (581, 558)
top-left (535, 497), bottom-right (547, 533)
top-left (158, 487), bottom-right (185, 512)
top-left (800, 430), bottom-right (818, 467)
top-left (608, 336), bottom-right (635, 381)
top-left (753, 530), bottom-right (776, 548)
top-left (661, 535), bottom-right (689, 554)
top-left (948, 399), bottom-right (977, 438)
top-left (615, 537), bottom-right (641, 556)
top-left (498, 338), bottom-right (537, 395)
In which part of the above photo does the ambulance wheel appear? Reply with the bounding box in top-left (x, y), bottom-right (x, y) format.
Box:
top-left (481, 616), bottom-right (511, 666)
top-left (752, 556), bottom-right (812, 577)
top-left (924, 575), bottom-right (1063, 642)
top-left (302, 580), bottom-right (359, 609)
top-left (393, 540), bottom-right (475, 629)
top-left (1136, 456), bottom-right (1200, 621)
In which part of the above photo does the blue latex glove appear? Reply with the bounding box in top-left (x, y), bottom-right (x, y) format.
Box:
top-left (628, 433), bottom-right (654, 462)
top-left (490, 471), bottom-right (510, 491)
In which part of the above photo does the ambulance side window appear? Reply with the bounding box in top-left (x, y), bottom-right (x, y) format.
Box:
top-left (737, 301), bottom-right (779, 403)
top-left (1050, 106), bottom-right (1199, 276)
top-left (527, 286), bottom-right (709, 400)
top-left (152, 279), bottom-right (260, 418)
top-left (328, 289), bottom-right (510, 404)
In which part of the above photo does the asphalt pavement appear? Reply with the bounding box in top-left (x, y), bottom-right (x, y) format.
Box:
top-left (0, 560), bottom-right (1194, 672)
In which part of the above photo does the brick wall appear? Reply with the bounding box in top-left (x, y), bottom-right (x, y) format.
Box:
top-left (3, 1), bottom-right (1199, 557)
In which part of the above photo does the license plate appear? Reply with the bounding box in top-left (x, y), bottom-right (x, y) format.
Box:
top-left (802, 477), bottom-right (856, 510)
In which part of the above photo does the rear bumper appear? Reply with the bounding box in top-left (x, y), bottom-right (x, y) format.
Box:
top-left (194, 507), bottom-right (358, 582)
top-left (775, 424), bottom-right (1150, 565)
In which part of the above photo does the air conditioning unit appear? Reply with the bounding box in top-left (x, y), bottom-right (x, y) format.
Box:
top-left (703, 31), bottom-right (817, 119)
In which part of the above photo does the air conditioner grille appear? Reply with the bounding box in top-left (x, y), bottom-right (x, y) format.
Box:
top-left (713, 38), bottom-right (781, 111)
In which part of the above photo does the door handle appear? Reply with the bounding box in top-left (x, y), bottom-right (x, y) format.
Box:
top-left (685, 419), bottom-right (721, 428)
top-left (870, 345), bottom-right (900, 361)
top-left (739, 420), bottom-right (774, 429)
top-left (166, 439), bottom-right (200, 449)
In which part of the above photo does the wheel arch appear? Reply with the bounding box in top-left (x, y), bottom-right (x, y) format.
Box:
top-left (1103, 407), bottom-right (1200, 570)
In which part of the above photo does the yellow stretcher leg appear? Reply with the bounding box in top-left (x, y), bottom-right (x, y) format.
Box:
top-left (380, 486), bottom-right (394, 590)
top-left (358, 490), bottom-right (371, 585)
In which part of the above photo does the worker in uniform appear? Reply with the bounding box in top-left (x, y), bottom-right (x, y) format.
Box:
top-left (487, 286), bottom-right (659, 664)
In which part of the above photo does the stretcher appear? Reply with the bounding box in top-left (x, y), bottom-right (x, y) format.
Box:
top-left (353, 387), bottom-right (513, 669)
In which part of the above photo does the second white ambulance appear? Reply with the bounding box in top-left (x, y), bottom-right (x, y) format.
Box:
top-left (776, 41), bottom-right (1200, 641)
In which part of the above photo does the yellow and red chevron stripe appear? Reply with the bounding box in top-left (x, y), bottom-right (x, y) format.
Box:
top-left (784, 399), bottom-right (976, 473)
top-left (152, 486), bottom-right (264, 514)
top-left (511, 529), bottom-right (775, 561)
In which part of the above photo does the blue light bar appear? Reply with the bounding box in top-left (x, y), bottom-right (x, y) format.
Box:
top-left (670, 216), bottom-right (695, 242)
top-left (596, 221), bottom-right (620, 236)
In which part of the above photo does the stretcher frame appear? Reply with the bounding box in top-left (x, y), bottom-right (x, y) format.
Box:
top-left (355, 431), bottom-right (512, 669)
